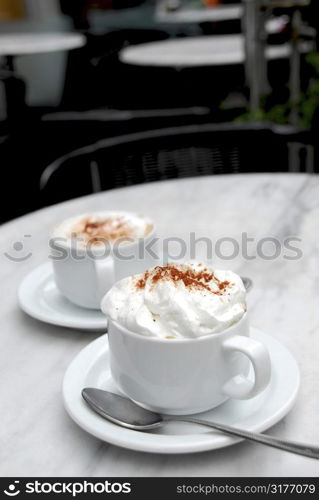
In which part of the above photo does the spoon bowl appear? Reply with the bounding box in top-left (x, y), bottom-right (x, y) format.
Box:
top-left (82, 388), bottom-right (162, 430)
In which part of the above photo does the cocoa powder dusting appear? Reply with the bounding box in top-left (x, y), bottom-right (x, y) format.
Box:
top-left (136, 270), bottom-right (149, 289)
top-left (218, 280), bottom-right (230, 291)
top-left (135, 265), bottom-right (232, 294)
top-left (72, 216), bottom-right (136, 244)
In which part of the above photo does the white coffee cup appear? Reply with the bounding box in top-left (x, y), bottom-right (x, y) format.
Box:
top-left (50, 211), bottom-right (157, 310)
top-left (106, 312), bottom-right (271, 415)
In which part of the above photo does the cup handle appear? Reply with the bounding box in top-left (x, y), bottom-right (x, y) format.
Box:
top-left (222, 335), bottom-right (271, 399)
top-left (94, 257), bottom-right (114, 306)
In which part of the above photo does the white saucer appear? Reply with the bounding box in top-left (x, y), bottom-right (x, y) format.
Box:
top-left (63, 329), bottom-right (300, 454)
top-left (18, 263), bottom-right (107, 331)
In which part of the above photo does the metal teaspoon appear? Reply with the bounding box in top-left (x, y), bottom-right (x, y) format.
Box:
top-left (82, 388), bottom-right (319, 460)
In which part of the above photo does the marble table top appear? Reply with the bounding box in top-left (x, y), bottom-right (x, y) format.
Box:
top-left (0, 33), bottom-right (86, 56)
top-left (120, 35), bottom-right (312, 67)
top-left (1, 173), bottom-right (319, 476)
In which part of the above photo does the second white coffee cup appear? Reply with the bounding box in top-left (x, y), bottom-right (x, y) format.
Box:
top-left (50, 211), bottom-right (157, 309)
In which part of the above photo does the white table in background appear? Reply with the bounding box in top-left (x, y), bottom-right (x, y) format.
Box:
top-left (1, 173), bottom-right (319, 476)
top-left (0, 32), bottom-right (86, 108)
top-left (156, 2), bottom-right (242, 23)
top-left (120, 34), bottom-right (312, 67)
top-left (0, 33), bottom-right (86, 58)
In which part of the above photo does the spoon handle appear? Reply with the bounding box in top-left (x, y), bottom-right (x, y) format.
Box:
top-left (166, 418), bottom-right (319, 459)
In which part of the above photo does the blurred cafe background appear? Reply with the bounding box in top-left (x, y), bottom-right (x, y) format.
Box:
top-left (1, 0), bottom-right (319, 223)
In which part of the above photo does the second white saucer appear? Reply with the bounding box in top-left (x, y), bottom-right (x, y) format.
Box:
top-left (18, 262), bottom-right (108, 331)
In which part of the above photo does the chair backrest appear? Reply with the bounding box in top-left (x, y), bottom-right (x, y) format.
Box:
top-left (40, 122), bottom-right (312, 207)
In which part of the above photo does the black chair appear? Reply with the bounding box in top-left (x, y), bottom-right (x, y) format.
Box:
top-left (0, 69), bottom-right (27, 128)
top-left (40, 122), bottom-right (313, 207)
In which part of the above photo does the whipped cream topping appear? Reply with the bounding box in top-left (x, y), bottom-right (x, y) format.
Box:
top-left (52, 212), bottom-right (153, 247)
top-left (101, 262), bottom-right (247, 339)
